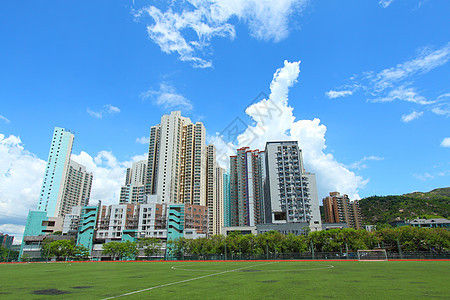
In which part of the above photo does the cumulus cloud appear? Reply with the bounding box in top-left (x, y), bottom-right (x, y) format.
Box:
top-left (0, 224), bottom-right (25, 244)
top-left (0, 115), bottom-right (10, 123)
top-left (71, 151), bottom-right (147, 206)
top-left (136, 136), bottom-right (150, 144)
top-left (0, 132), bottom-right (146, 242)
top-left (0, 134), bottom-right (46, 240)
top-left (214, 60), bottom-right (366, 199)
top-left (326, 90), bottom-right (353, 99)
top-left (328, 43), bottom-right (450, 120)
top-left (134, 0), bottom-right (309, 67)
top-left (87, 104), bottom-right (121, 119)
top-left (401, 111), bottom-right (423, 123)
top-left (441, 137), bottom-right (450, 148)
top-left (141, 83), bottom-right (193, 111)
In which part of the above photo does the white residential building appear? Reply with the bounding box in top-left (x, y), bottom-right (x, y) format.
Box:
top-left (120, 160), bottom-right (147, 204)
top-left (263, 141), bottom-right (321, 226)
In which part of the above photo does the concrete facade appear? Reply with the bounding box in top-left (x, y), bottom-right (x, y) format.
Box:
top-left (0, 233), bottom-right (14, 249)
top-left (144, 111), bottom-right (210, 206)
top-left (263, 141), bottom-right (321, 224)
top-left (257, 222), bottom-right (310, 236)
top-left (322, 192), bottom-right (362, 229)
top-left (60, 160), bottom-right (93, 216)
top-left (230, 147), bottom-right (265, 227)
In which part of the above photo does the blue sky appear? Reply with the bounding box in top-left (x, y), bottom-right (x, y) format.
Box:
top-left (0, 0), bottom-right (449, 241)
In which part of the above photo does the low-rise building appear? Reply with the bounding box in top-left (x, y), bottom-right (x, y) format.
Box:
top-left (408, 218), bottom-right (450, 228)
top-left (0, 233), bottom-right (14, 249)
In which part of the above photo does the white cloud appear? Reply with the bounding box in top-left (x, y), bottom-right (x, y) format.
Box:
top-left (414, 170), bottom-right (449, 181)
top-left (441, 137), bottom-right (450, 148)
top-left (87, 104), bottom-right (121, 119)
top-left (371, 86), bottom-right (433, 105)
top-left (431, 106), bottom-right (450, 116)
top-left (328, 43), bottom-right (450, 119)
top-left (71, 151), bottom-right (147, 206)
top-left (105, 104), bottom-right (120, 114)
top-left (135, 0), bottom-right (309, 67)
top-left (401, 111), bottom-right (423, 122)
top-left (0, 133), bottom-right (46, 240)
top-left (0, 132), bottom-right (146, 243)
top-left (349, 156), bottom-right (384, 170)
top-left (437, 93), bottom-right (450, 100)
top-left (368, 43), bottom-right (450, 92)
top-left (0, 115), bottom-right (10, 123)
top-left (431, 93), bottom-right (450, 116)
top-left (214, 60), bottom-right (366, 199)
top-left (142, 83), bottom-right (193, 111)
top-left (0, 224), bottom-right (25, 244)
top-left (325, 90), bottom-right (353, 99)
top-left (379, 0), bottom-right (394, 8)
top-left (413, 172), bottom-right (435, 181)
top-left (136, 136), bottom-right (150, 144)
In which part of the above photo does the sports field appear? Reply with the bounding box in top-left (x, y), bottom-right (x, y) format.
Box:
top-left (1, 260), bottom-right (449, 299)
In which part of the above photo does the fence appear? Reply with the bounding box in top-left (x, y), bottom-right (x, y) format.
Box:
top-left (161, 251), bottom-right (450, 261)
top-left (12, 251), bottom-right (450, 263)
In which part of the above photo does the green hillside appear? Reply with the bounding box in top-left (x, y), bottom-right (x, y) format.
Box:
top-left (359, 187), bottom-right (450, 225)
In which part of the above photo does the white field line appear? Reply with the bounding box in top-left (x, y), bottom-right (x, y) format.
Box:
top-left (101, 262), bottom-right (278, 299)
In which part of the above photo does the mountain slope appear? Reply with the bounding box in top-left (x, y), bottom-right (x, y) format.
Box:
top-left (359, 187), bottom-right (450, 225)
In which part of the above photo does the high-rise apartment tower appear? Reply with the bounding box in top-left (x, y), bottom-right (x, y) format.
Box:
top-left (229, 147), bottom-right (265, 227)
top-left (263, 141), bottom-right (321, 225)
top-left (37, 127), bottom-right (93, 217)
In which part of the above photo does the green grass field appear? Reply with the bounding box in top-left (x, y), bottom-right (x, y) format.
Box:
top-left (1, 260), bottom-right (449, 299)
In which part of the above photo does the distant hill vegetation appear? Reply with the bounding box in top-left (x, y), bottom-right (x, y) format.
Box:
top-left (359, 188), bottom-right (450, 225)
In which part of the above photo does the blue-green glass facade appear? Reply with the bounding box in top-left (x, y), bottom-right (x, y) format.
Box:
top-left (37, 127), bottom-right (74, 217)
top-left (167, 204), bottom-right (184, 241)
top-left (223, 172), bottom-right (231, 227)
top-left (19, 211), bottom-right (47, 258)
top-left (76, 206), bottom-right (98, 254)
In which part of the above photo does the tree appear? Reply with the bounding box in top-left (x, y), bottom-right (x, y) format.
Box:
top-left (166, 238), bottom-right (185, 259)
top-left (41, 240), bottom-right (75, 261)
top-left (102, 242), bottom-right (122, 261)
top-left (1, 246), bottom-right (19, 262)
top-left (102, 241), bottom-right (138, 261)
top-left (0, 246), bottom-right (9, 262)
top-left (21, 253), bottom-right (31, 262)
top-left (138, 238), bottom-right (162, 257)
top-left (72, 245), bottom-right (90, 260)
top-left (120, 241), bottom-right (139, 260)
